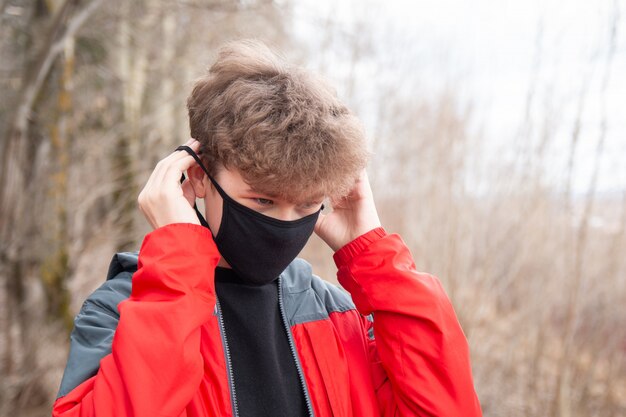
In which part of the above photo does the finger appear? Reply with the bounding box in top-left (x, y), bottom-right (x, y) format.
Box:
top-left (152, 140), bottom-right (200, 187)
top-left (356, 168), bottom-right (373, 195)
top-left (158, 138), bottom-right (193, 165)
top-left (158, 139), bottom-right (194, 168)
top-left (175, 139), bottom-right (201, 156)
top-left (137, 140), bottom-right (201, 229)
top-left (161, 154), bottom-right (199, 190)
top-left (140, 139), bottom-right (200, 204)
top-left (170, 141), bottom-right (202, 179)
top-left (328, 194), bottom-right (348, 210)
top-left (161, 140), bottom-right (201, 179)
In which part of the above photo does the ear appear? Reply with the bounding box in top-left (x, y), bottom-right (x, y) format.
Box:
top-left (186, 164), bottom-right (208, 198)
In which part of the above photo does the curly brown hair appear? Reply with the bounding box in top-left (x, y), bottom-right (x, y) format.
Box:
top-left (186, 39), bottom-right (370, 204)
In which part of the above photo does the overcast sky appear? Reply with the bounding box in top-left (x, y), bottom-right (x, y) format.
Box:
top-left (290, 0), bottom-right (625, 195)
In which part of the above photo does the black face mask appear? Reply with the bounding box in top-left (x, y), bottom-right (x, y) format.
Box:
top-left (176, 145), bottom-right (323, 285)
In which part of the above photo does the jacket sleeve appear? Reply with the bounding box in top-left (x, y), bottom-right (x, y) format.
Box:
top-left (333, 227), bottom-right (482, 417)
top-left (52, 223), bottom-right (221, 417)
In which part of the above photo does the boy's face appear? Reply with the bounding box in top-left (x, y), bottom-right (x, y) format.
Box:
top-left (188, 163), bottom-right (324, 267)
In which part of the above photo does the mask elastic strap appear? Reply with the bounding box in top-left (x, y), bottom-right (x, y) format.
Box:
top-left (175, 145), bottom-right (231, 202)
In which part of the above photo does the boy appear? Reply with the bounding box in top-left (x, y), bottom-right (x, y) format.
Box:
top-left (52, 39), bottom-right (482, 417)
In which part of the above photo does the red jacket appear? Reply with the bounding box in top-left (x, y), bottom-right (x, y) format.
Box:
top-left (52, 223), bottom-right (482, 416)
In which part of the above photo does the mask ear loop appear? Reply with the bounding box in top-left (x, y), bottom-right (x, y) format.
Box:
top-left (176, 146), bottom-right (211, 229)
top-left (176, 145), bottom-right (232, 202)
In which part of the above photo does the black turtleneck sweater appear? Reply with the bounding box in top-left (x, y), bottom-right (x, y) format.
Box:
top-left (213, 266), bottom-right (309, 417)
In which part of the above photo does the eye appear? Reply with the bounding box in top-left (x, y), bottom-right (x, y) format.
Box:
top-left (254, 198), bottom-right (274, 206)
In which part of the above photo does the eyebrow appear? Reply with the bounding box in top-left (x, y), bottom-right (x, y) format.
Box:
top-left (245, 188), bottom-right (278, 197)
top-left (245, 188), bottom-right (324, 204)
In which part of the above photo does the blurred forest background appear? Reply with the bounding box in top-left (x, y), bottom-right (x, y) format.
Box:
top-left (1, 0), bottom-right (625, 416)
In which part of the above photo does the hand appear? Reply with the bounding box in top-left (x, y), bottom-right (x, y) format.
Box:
top-left (137, 139), bottom-right (202, 229)
top-left (314, 169), bottom-right (382, 252)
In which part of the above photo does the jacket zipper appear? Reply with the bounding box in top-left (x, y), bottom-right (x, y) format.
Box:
top-left (278, 275), bottom-right (315, 417)
top-left (215, 298), bottom-right (239, 417)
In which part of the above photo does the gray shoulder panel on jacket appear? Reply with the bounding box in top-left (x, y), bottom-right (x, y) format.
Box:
top-left (56, 252), bottom-right (136, 398)
top-left (280, 257), bottom-right (356, 326)
top-left (106, 251), bottom-right (138, 280)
